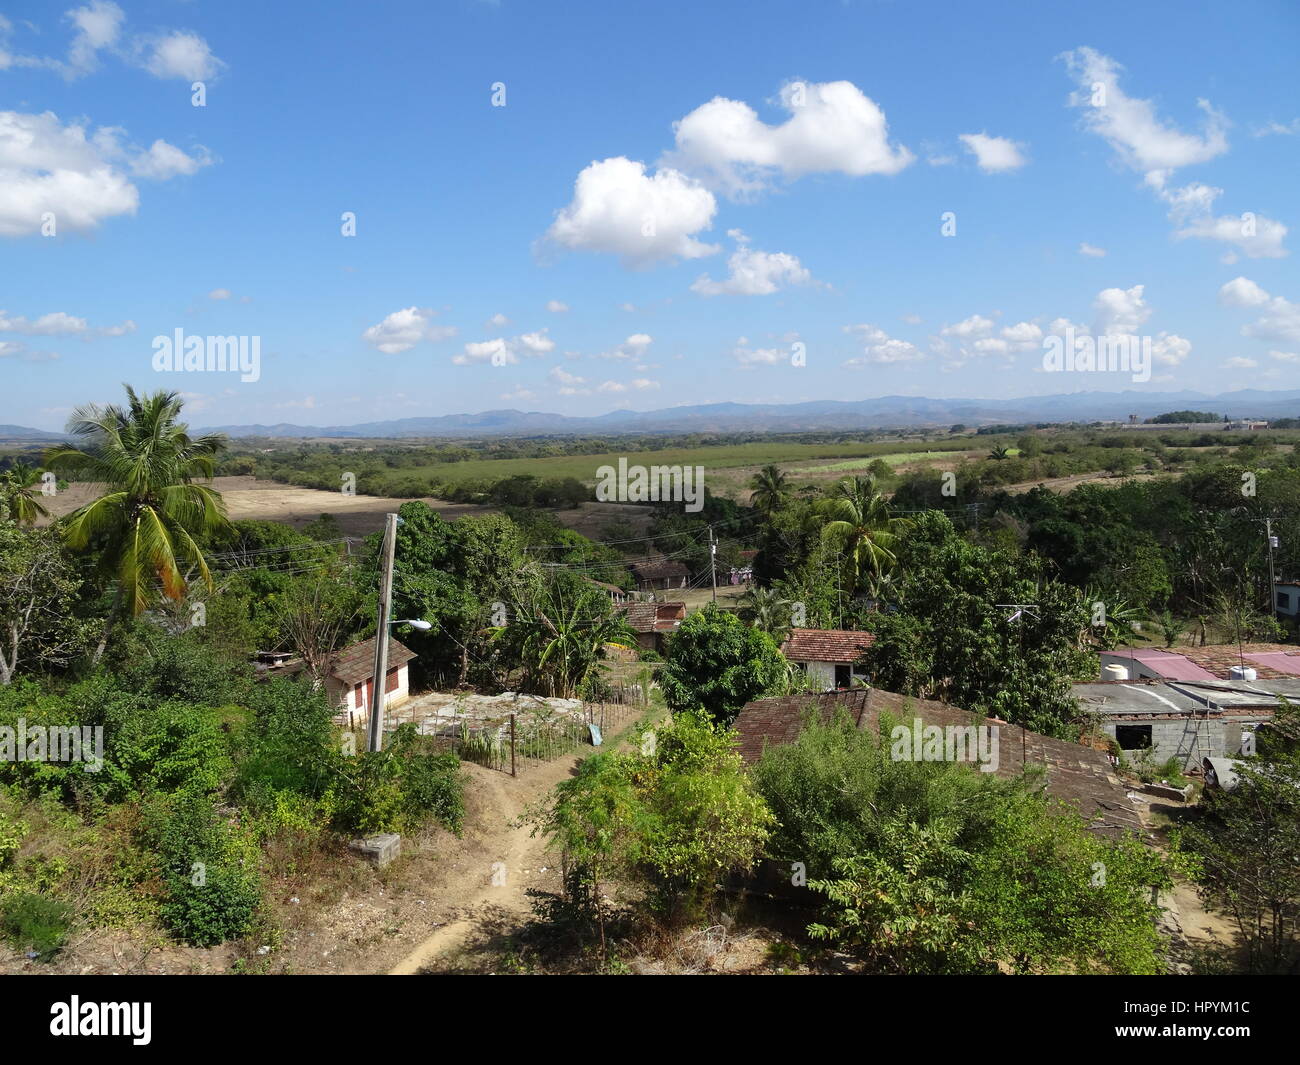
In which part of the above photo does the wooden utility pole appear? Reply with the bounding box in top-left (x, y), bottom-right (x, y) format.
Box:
top-left (367, 512), bottom-right (398, 753)
top-left (708, 526), bottom-right (717, 603)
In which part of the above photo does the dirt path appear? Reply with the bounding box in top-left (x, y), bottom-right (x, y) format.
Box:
top-left (389, 711), bottom-right (651, 975)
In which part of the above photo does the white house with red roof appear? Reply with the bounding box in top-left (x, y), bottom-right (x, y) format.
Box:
top-left (780, 628), bottom-right (875, 691)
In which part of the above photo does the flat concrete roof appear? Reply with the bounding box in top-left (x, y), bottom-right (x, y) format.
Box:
top-left (1073, 678), bottom-right (1286, 719)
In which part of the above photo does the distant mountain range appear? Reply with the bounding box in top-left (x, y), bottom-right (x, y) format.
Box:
top-left (5, 389), bottom-right (1298, 443)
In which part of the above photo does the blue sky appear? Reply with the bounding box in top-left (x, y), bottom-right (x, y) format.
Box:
top-left (1, 0), bottom-right (1298, 431)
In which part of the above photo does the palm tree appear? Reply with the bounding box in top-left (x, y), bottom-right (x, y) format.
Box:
top-left (988, 446), bottom-right (1010, 461)
top-left (0, 461), bottom-right (50, 525)
top-left (817, 476), bottom-right (910, 596)
top-left (43, 387), bottom-right (231, 648)
top-left (749, 464), bottom-right (789, 520)
top-left (738, 585), bottom-right (794, 641)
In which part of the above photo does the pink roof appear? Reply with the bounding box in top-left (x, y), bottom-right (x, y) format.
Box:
top-left (1115, 649), bottom-right (1217, 681)
top-left (1245, 652), bottom-right (1300, 677)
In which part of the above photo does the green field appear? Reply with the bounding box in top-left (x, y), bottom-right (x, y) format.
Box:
top-left (380, 440), bottom-right (980, 488)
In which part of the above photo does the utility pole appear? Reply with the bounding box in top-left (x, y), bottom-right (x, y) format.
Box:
top-left (367, 512), bottom-right (398, 753)
top-left (708, 526), bottom-right (717, 603)
top-left (1266, 518), bottom-right (1278, 615)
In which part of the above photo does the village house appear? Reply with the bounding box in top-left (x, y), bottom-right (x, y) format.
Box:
top-left (617, 601), bottom-right (686, 653)
top-left (780, 628), bottom-right (874, 690)
top-left (1072, 675), bottom-right (1289, 770)
top-left (256, 634), bottom-right (417, 730)
top-left (733, 688), bottom-right (1145, 840)
top-left (1100, 642), bottom-right (1300, 683)
top-left (629, 559), bottom-right (690, 592)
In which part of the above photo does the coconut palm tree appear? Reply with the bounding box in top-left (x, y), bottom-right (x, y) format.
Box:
top-left (749, 464), bottom-right (789, 520)
top-left (0, 461), bottom-right (50, 525)
top-left (43, 387), bottom-right (231, 645)
top-left (737, 585), bottom-right (794, 641)
top-left (817, 476), bottom-right (910, 596)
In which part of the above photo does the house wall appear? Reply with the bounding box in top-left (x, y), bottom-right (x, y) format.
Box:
top-left (1274, 585), bottom-right (1300, 618)
top-left (1101, 716), bottom-right (1264, 770)
top-left (797, 660), bottom-right (868, 690)
top-left (330, 664), bottom-right (411, 730)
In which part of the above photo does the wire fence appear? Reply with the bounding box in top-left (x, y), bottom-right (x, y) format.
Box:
top-left (399, 700), bottom-right (645, 776)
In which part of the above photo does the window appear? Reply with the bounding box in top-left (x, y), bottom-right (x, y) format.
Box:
top-left (834, 664), bottom-right (851, 689)
top-left (1115, 724), bottom-right (1153, 751)
top-left (385, 667), bottom-right (400, 693)
top-left (1278, 591), bottom-right (1291, 610)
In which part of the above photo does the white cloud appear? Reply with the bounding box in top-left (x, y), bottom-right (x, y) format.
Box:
top-left (455, 337), bottom-right (516, 366)
top-left (549, 365), bottom-right (589, 395)
top-left (67, 1), bottom-right (124, 75)
top-left (843, 323), bottom-right (924, 365)
top-left (959, 132), bottom-right (1027, 173)
top-left (1173, 209), bottom-right (1288, 260)
top-left (545, 157), bottom-right (719, 268)
top-left (732, 338), bottom-right (785, 368)
top-left (1093, 284), bottom-right (1151, 335)
top-left (691, 231), bottom-right (814, 296)
top-left (545, 300), bottom-right (569, 313)
top-left (208, 288), bottom-right (231, 300)
top-left (129, 138), bottom-right (211, 179)
top-left (664, 79), bottom-right (913, 199)
top-left (517, 328), bottom-right (555, 355)
top-left (0, 308), bottom-right (134, 336)
top-left (486, 312), bottom-right (509, 327)
top-left (1078, 242), bottom-right (1106, 258)
top-left (1218, 277), bottom-right (1300, 345)
top-left (500, 387), bottom-right (536, 402)
top-left (1269, 350), bottom-right (1298, 362)
top-left (595, 333), bottom-right (653, 360)
top-left (143, 31), bottom-right (224, 81)
top-left (629, 377), bottom-right (660, 390)
top-left (1222, 356), bottom-right (1258, 369)
top-left (1253, 119), bottom-right (1300, 137)
top-left (362, 307), bottom-right (457, 354)
top-left (0, 110), bottom-right (210, 237)
top-left (1061, 47), bottom-right (1228, 178)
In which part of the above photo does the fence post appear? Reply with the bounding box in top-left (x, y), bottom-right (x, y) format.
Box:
top-left (510, 713), bottom-right (516, 777)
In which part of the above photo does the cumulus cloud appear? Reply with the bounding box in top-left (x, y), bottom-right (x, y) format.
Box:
top-left (691, 230), bottom-right (815, 296)
top-left (545, 157), bottom-right (719, 268)
top-left (843, 324), bottom-right (924, 366)
top-left (455, 338), bottom-right (515, 366)
top-left (208, 288), bottom-right (232, 300)
top-left (67, 1), bottom-right (125, 75)
top-left (142, 30), bottom-right (224, 81)
top-left (362, 307), bottom-right (457, 354)
top-left (664, 79), bottom-right (913, 199)
top-left (1218, 277), bottom-right (1300, 344)
top-left (959, 132), bottom-right (1028, 173)
top-left (1223, 356), bottom-right (1258, 369)
top-left (0, 110), bottom-right (211, 237)
top-left (0, 308), bottom-right (134, 336)
top-left (517, 328), bottom-right (555, 355)
top-left (545, 300), bottom-right (569, 313)
top-left (486, 312), bottom-right (509, 327)
top-left (1093, 284), bottom-right (1151, 336)
top-left (594, 333), bottom-right (653, 361)
top-left (1078, 242), bottom-right (1106, 258)
top-left (549, 365), bottom-right (588, 395)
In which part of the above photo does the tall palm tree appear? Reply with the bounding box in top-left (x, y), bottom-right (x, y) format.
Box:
top-left (749, 464), bottom-right (789, 520)
top-left (738, 585), bottom-right (794, 641)
top-left (0, 461), bottom-right (50, 525)
top-left (817, 476), bottom-right (910, 595)
top-left (43, 387), bottom-right (231, 642)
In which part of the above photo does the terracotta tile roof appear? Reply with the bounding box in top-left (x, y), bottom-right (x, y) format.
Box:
top-left (630, 559), bottom-right (689, 580)
top-left (329, 635), bottom-right (417, 686)
top-left (780, 628), bottom-right (875, 663)
top-left (734, 689), bottom-right (1146, 840)
top-left (619, 602), bottom-right (686, 633)
top-left (1113, 642), bottom-right (1300, 680)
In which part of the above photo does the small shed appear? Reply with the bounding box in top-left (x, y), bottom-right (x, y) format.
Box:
top-left (327, 635), bottom-right (417, 729)
top-left (630, 559), bottom-right (689, 592)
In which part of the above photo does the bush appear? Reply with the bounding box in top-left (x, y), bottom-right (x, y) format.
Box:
top-left (333, 725), bottom-right (465, 836)
top-left (1, 891), bottom-right (72, 960)
top-left (143, 792), bottom-right (261, 947)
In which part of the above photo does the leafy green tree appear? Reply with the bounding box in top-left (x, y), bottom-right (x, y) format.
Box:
top-left (529, 713), bottom-right (774, 927)
top-left (0, 524), bottom-right (89, 685)
top-left (861, 512), bottom-right (1093, 736)
top-left (737, 585), bottom-right (794, 641)
top-left (44, 388), bottom-right (231, 653)
top-left (660, 604), bottom-right (786, 724)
